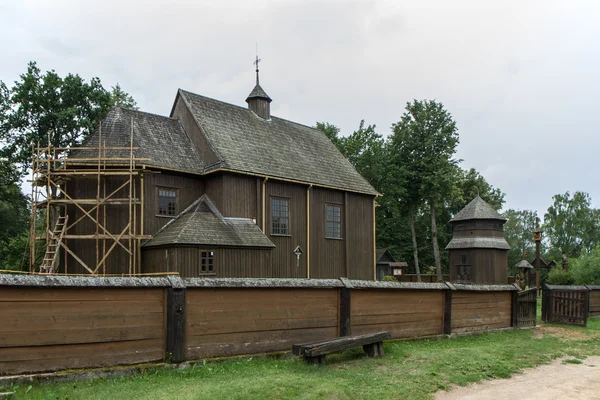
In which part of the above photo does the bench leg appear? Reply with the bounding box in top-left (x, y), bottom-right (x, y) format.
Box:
top-left (305, 355), bottom-right (326, 365)
top-left (363, 342), bottom-right (384, 358)
top-left (363, 343), bottom-right (378, 357)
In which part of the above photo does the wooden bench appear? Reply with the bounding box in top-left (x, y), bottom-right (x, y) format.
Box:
top-left (292, 331), bottom-right (391, 364)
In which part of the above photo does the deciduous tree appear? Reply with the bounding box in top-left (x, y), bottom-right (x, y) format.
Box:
top-left (543, 191), bottom-right (600, 258)
top-left (0, 61), bottom-right (136, 175)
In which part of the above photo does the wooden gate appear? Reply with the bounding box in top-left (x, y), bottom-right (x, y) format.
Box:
top-left (516, 288), bottom-right (537, 328)
top-left (542, 285), bottom-right (589, 327)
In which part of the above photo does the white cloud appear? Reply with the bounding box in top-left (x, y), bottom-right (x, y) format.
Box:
top-left (2, 0), bottom-right (600, 215)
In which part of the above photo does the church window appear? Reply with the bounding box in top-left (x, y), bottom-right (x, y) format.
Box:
top-left (326, 204), bottom-right (342, 239)
top-left (158, 188), bottom-right (177, 216)
top-left (271, 197), bottom-right (290, 235)
top-left (201, 251), bottom-right (214, 274)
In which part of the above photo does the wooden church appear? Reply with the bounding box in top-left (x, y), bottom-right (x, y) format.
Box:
top-left (58, 64), bottom-right (378, 280)
top-left (446, 196), bottom-right (510, 285)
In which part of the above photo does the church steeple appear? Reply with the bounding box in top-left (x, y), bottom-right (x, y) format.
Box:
top-left (246, 55), bottom-right (272, 120)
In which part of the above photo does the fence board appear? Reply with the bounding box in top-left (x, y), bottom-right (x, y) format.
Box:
top-left (451, 291), bottom-right (511, 334)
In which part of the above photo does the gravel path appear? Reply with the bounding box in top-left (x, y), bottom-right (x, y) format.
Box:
top-left (435, 356), bottom-right (600, 400)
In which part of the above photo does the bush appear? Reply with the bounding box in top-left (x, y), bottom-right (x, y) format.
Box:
top-left (547, 267), bottom-right (575, 285)
top-left (382, 275), bottom-right (398, 282)
top-left (571, 246), bottom-right (600, 285)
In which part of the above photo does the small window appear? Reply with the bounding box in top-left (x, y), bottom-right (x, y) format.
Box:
top-left (158, 188), bottom-right (177, 216)
top-left (461, 255), bottom-right (468, 265)
top-left (326, 204), bottom-right (342, 239)
top-left (271, 198), bottom-right (289, 235)
top-left (201, 251), bottom-right (214, 274)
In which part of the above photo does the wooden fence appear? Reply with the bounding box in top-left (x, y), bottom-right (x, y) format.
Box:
top-left (541, 285), bottom-right (600, 326)
top-left (0, 274), bottom-right (520, 376)
top-left (588, 285), bottom-right (600, 317)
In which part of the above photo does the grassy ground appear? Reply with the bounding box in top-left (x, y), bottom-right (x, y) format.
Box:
top-left (6, 317), bottom-right (600, 400)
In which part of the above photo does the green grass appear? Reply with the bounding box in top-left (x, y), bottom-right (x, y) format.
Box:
top-left (6, 318), bottom-right (600, 400)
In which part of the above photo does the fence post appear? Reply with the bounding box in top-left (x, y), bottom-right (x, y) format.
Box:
top-left (584, 287), bottom-right (590, 327)
top-left (166, 276), bottom-right (186, 363)
top-left (444, 282), bottom-right (455, 335)
top-left (541, 285), bottom-right (549, 322)
top-left (585, 286), bottom-right (591, 318)
top-left (339, 278), bottom-right (352, 336)
top-left (511, 288), bottom-right (518, 327)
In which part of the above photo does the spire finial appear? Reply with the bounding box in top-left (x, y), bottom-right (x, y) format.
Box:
top-left (254, 44), bottom-right (261, 85)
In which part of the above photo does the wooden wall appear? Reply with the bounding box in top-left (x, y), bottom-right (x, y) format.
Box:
top-left (449, 248), bottom-right (508, 285)
top-left (142, 247), bottom-right (273, 278)
top-left (451, 291), bottom-right (512, 334)
top-left (589, 289), bottom-right (600, 317)
top-left (266, 180), bottom-right (308, 278)
top-left (0, 287), bottom-right (166, 375)
top-left (0, 276), bottom-right (519, 376)
top-left (144, 172), bottom-right (205, 235)
top-left (185, 288), bottom-right (339, 360)
top-left (346, 193), bottom-right (375, 280)
top-left (63, 176), bottom-right (142, 275)
top-left (351, 289), bottom-right (445, 338)
top-left (399, 275), bottom-right (450, 283)
top-left (309, 187), bottom-right (345, 278)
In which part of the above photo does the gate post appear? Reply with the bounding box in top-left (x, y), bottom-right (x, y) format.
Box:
top-left (541, 285), bottom-right (549, 322)
top-left (166, 275), bottom-right (186, 363)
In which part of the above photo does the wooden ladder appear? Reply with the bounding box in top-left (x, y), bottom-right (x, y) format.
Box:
top-left (40, 215), bottom-right (69, 273)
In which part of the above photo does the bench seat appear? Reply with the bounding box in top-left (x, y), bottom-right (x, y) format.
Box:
top-left (292, 331), bottom-right (391, 364)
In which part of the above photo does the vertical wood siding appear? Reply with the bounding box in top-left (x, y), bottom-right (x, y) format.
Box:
top-left (221, 174), bottom-right (258, 219)
top-left (266, 181), bottom-right (308, 278)
top-left (0, 287), bottom-right (166, 375)
top-left (64, 176), bottom-right (142, 275)
top-left (451, 291), bottom-right (511, 333)
top-left (351, 290), bottom-right (445, 338)
top-left (449, 249), bottom-right (508, 285)
top-left (589, 290), bottom-right (600, 317)
top-left (345, 193), bottom-right (375, 280)
top-left (144, 173), bottom-right (205, 235)
top-left (185, 288), bottom-right (339, 360)
top-left (142, 247), bottom-right (273, 278)
top-left (309, 188), bottom-right (345, 278)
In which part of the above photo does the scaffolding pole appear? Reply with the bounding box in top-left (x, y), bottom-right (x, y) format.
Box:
top-left (29, 125), bottom-right (150, 275)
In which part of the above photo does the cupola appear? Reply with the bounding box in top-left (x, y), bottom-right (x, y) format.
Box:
top-left (245, 56), bottom-right (272, 120)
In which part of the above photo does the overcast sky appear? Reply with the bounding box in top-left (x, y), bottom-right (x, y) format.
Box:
top-left (1, 0), bottom-right (599, 217)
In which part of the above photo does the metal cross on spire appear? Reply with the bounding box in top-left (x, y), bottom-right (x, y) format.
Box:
top-left (254, 45), bottom-right (261, 85)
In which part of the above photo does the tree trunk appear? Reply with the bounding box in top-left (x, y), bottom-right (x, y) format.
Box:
top-left (408, 204), bottom-right (421, 282)
top-left (430, 200), bottom-right (443, 282)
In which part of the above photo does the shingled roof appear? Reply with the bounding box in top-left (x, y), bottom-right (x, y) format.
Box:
top-left (73, 107), bottom-right (204, 173)
top-left (450, 196), bottom-right (506, 223)
top-left (142, 195), bottom-right (275, 249)
top-left (445, 237), bottom-right (511, 250)
top-left (246, 84), bottom-right (272, 102)
top-left (178, 90), bottom-right (378, 195)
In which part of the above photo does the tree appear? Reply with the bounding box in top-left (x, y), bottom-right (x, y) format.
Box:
top-left (543, 191), bottom-right (600, 258)
top-left (111, 83), bottom-right (138, 109)
top-left (315, 122), bottom-right (344, 152)
top-left (570, 245), bottom-right (600, 285)
top-left (0, 61), bottom-right (136, 175)
top-left (0, 158), bottom-right (29, 269)
top-left (452, 168), bottom-right (504, 211)
top-left (503, 209), bottom-right (538, 272)
top-left (391, 100), bottom-right (460, 281)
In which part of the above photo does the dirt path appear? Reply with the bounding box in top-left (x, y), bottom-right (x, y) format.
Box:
top-left (435, 356), bottom-right (600, 400)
